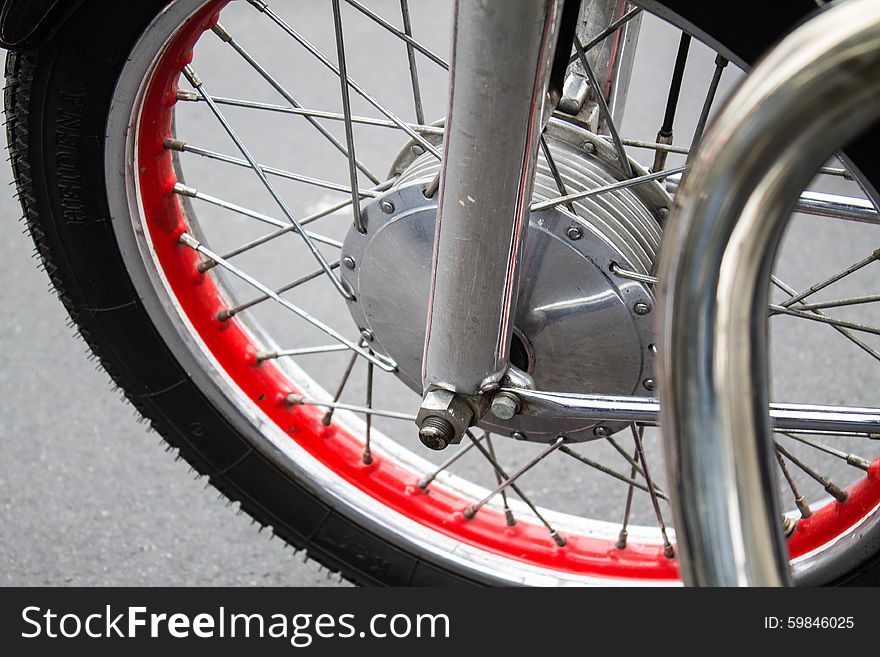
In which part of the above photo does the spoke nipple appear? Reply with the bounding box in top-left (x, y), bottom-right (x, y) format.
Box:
top-left (462, 505), bottom-right (477, 520)
top-left (847, 454), bottom-right (872, 471)
top-left (216, 309), bottom-right (232, 322)
top-left (504, 509), bottom-right (516, 527)
top-left (175, 89), bottom-right (199, 102)
top-left (181, 65), bottom-right (202, 89)
top-left (285, 394), bottom-right (304, 405)
top-left (342, 256), bottom-right (356, 270)
top-left (360, 328), bottom-right (374, 342)
top-left (565, 225), bottom-right (583, 241)
top-left (173, 182), bottom-right (196, 197)
top-left (178, 232), bottom-right (199, 249)
top-left (211, 22), bottom-right (233, 43)
top-left (663, 544), bottom-right (676, 559)
top-left (164, 138), bottom-right (187, 153)
top-left (417, 476), bottom-right (431, 491)
top-left (380, 200), bottom-right (395, 214)
top-left (782, 516), bottom-right (798, 538)
top-left (490, 392), bottom-right (520, 421)
top-left (826, 483), bottom-right (849, 504)
top-left (633, 301), bottom-right (652, 316)
top-left (795, 496), bottom-right (812, 519)
top-left (616, 529), bottom-right (628, 550)
top-left (593, 426), bottom-right (611, 438)
top-left (361, 449), bottom-right (373, 466)
top-left (255, 350), bottom-right (274, 362)
top-left (320, 411), bottom-right (334, 427)
top-left (196, 259), bottom-right (216, 274)
top-left (418, 416), bottom-right (454, 451)
top-left (551, 530), bottom-right (567, 547)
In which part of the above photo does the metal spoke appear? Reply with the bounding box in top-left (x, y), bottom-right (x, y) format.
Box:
top-left (417, 434), bottom-right (484, 490)
top-left (257, 344), bottom-right (352, 361)
top-left (605, 434), bottom-right (661, 495)
top-left (465, 431), bottom-right (565, 546)
top-left (485, 433), bottom-right (516, 527)
top-left (788, 294), bottom-right (880, 312)
top-left (558, 444), bottom-right (668, 499)
top-left (198, 179), bottom-right (394, 274)
top-left (769, 304), bottom-right (880, 336)
top-left (218, 261), bottom-right (341, 322)
top-left (287, 394), bottom-right (416, 422)
top-left (342, 0), bottom-right (449, 70)
top-left (539, 136), bottom-right (575, 214)
top-left (174, 183), bottom-right (342, 248)
top-left (179, 232), bottom-right (395, 371)
top-left (249, 0), bottom-right (442, 160)
top-left (166, 139), bottom-right (379, 198)
top-left (771, 275), bottom-right (880, 363)
top-left (778, 249), bottom-right (880, 308)
top-left (690, 53), bottom-right (728, 153)
top-left (610, 262), bottom-right (658, 285)
top-left (176, 91), bottom-right (444, 134)
top-left (330, 0), bottom-right (366, 233)
top-left (573, 37), bottom-right (633, 177)
top-left (210, 22), bottom-right (381, 185)
top-left (775, 449), bottom-right (812, 518)
top-left (775, 442), bottom-right (849, 504)
top-left (362, 347), bottom-right (375, 464)
top-left (615, 444), bottom-right (640, 550)
top-left (181, 66), bottom-right (352, 299)
top-left (566, 6), bottom-right (643, 64)
top-left (531, 166), bottom-right (686, 212)
top-left (399, 0), bottom-right (426, 125)
top-left (463, 438), bottom-right (563, 520)
top-left (631, 424), bottom-right (674, 558)
top-left (779, 432), bottom-right (871, 471)
top-left (321, 350), bottom-right (360, 426)
top-left (651, 33), bottom-right (691, 174)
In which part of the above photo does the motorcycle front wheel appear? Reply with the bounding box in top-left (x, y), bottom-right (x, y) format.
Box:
top-left (7, 0), bottom-right (880, 585)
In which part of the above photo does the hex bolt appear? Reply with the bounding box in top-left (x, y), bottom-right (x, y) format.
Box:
top-left (566, 225), bottom-right (583, 241)
top-left (634, 301), bottom-right (652, 316)
top-left (343, 256), bottom-right (356, 270)
top-left (380, 200), bottom-right (395, 214)
top-left (643, 378), bottom-right (655, 391)
top-left (490, 392), bottom-right (521, 421)
top-left (418, 416), bottom-right (454, 450)
top-left (593, 426), bottom-right (611, 437)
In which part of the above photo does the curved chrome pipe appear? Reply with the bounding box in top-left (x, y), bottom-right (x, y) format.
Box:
top-left (657, 0), bottom-right (880, 586)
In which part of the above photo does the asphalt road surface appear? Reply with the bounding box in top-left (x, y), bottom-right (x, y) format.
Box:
top-left (2, 2), bottom-right (874, 586)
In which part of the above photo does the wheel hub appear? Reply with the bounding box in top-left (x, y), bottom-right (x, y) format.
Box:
top-left (341, 121), bottom-right (669, 442)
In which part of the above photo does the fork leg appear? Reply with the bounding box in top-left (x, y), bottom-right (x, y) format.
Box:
top-left (420, 0), bottom-right (563, 400)
top-left (416, 0), bottom-right (567, 448)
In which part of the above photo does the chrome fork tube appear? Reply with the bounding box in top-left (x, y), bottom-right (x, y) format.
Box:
top-left (420, 0), bottom-right (564, 400)
top-left (657, 0), bottom-right (880, 586)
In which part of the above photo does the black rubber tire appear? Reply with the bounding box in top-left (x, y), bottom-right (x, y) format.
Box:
top-left (5, 0), bottom-right (878, 586)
